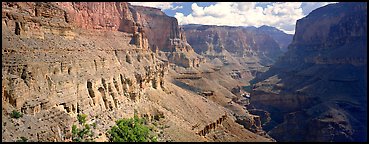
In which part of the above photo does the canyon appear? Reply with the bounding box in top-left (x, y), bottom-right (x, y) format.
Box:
top-left (2, 2), bottom-right (367, 142)
top-left (249, 2), bottom-right (367, 142)
top-left (183, 24), bottom-right (288, 67)
top-left (1, 2), bottom-right (276, 142)
top-left (183, 24), bottom-right (293, 82)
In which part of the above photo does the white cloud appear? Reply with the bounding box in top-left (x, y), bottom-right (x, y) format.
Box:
top-left (175, 2), bottom-right (336, 34)
top-left (129, 2), bottom-right (336, 34)
top-left (172, 5), bottom-right (183, 10)
top-left (191, 3), bottom-right (205, 16)
top-left (129, 2), bottom-right (181, 11)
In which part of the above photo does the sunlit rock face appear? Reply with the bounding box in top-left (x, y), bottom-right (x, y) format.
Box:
top-left (2, 2), bottom-right (168, 141)
top-left (53, 2), bottom-right (203, 68)
top-left (129, 5), bottom-right (204, 68)
top-left (250, 2), bottom-right (367, 142)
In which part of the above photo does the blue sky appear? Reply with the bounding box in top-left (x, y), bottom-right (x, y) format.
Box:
top-left (163, 2), bottom-right (216, 16)
top-left (129, 2), bottom-right (337, 34)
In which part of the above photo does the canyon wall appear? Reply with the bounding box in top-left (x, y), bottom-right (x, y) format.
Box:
top-left (129, 5), bottom-right (204, 68)
top-left (2, 2), bottom-right (272, 142)
top-left (183, 24), bottom-right (285, 66)
top-left (2, 2), bottom-right (167, 141)
top-left (252, 25), bottom-right (293, 52)
top-left (250, 2), bottom-right (367, 142)
top-left (53, 2), bottom-right (203, 68)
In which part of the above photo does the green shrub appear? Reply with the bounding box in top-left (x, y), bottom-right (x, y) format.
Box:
top-left (92, 122), bottom-right (97, 129)
top-left (16, 137), bottom-right (28, 142)
top-left (72, 114), bottom-right (95, 142)
top-left (107, 115), bottom-right (157, 142)
top-left (10, 110), bottom-right (23, 119)
top-left (77, 114), bottom-right (87, 124)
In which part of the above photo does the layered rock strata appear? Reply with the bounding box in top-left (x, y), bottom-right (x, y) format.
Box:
top-left (183, 24), bottom-right (285, 66)
top-left (250, 2), bottom-right (367, 142)
top-left (2, 2), bottom-right (273, 142)
top-left (53, 2), bottom-right (203, 68)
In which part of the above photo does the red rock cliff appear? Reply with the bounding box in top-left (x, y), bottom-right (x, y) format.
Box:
top-left (53, 3), bottom-right (192, 53)
top-left (132, 5), bottom-right (188, 52)
top-left (54, 2), bottom-right (133, 31)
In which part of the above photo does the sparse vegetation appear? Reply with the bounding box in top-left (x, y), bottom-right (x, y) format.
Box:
top-left (242, 85), bottom-right (253, 93)
top-left (153, 112), bottom-right (165, 121)
top-left (249, 80), bottom-right (256, 86)
top-left (107, 115), bottom-right (157, 142)
top-left (10, 110), bottom-right (23, 119)
top-left (77, 114), bottom-right (87, 124)
top-left (16, 137), bottom-right (28, 142)
top-left (71, 114), bottom-right (95, 142)
top-left (92, 122), bottom-right (97, 129)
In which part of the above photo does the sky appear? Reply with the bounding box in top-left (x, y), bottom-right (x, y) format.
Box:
top-left (129, 2), bottom-right (337, 34)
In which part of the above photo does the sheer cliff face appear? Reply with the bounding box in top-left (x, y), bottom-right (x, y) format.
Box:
top-left (250, 2), bottom-right (367, 142)
top-left (183, 25), bottom-right (284, 64)
top-left (292, 3), bottom-right (367, 47)
top-left (130, 6), bottom-right (203, 68)
top-left (54, 2), bottom-right (134, 31)
top-left (54, 2), bottom-right (200, 68)
top-left (132, 6), bottom-right (183, 52)
top-left (53, 2), bottom-right (193, 53)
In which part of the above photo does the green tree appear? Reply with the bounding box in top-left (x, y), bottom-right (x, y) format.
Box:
top-left (107, 115), bottom-right (157, 142)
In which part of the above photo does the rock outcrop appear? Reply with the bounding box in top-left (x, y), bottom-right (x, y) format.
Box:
top-left (128, 5), bottom-right (204, 68)
top-left (53, 2), bottom-right (132, 31)
top-left (2, 2), bottom-right (75, 40)
top-left (249, 2), bottom-right (367, 142)
top-left (53, 2), bottom-right (203, 68)
top-left (131, 5), bottom-right (181, 52)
